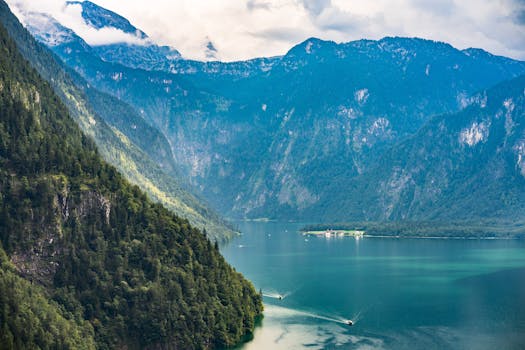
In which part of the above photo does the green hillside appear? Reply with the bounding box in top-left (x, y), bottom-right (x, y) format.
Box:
top-left (0, 19), bottom-right (262, 349)
top-left (0, 246), bottom-right (97, 349)
top-left (0, 0), bottom-right (235, 241)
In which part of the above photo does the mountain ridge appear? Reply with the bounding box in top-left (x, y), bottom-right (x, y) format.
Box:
top-left (66, 0), bottom-right (148, 38)
top-left (15, 0), bottom-right (525, 223)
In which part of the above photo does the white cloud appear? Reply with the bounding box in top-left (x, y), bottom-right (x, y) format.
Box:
top-left (7, 0), bottom-right (525, 61)
top-left (7, 0), bottom-right (149, 46)
top-left (60, 3), bottom-right (147, 46)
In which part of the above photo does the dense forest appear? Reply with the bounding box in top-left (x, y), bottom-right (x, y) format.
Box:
top-left (0, 19), bottom-right (262, 350)
top-left (0, 0), bottom-right (236, 241)
top-left (0, 246), bottom-right (97, 349)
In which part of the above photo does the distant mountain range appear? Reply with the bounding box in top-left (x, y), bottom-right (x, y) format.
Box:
top-left (11, 0), bottom-right (525, 223)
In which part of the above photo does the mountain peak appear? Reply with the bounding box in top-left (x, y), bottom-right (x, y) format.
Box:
top-left (286, 36), bottom-right (461, 59)
top-left (375, 36), bottom-right (457, 54)
top-left (462, 47), bottom-right (495, 58)
top-left (66, 0), bottom-right (147, 39)
top-left (286, 37), bottom-right (337, 57)
top-left (19, 11), bottom-right (77, 47)
top-left (205, 40), bottom-right (218, 60)
top-left (31, 0), bottom-right (183, 63)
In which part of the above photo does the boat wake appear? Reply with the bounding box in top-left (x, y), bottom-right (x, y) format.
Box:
top-left (278, 306), bottom-right (366, 326)
top-left (261, 287), bottom-right (366, 325)
top-left (261, 286), bottom-right (302, 300)
top-left (262, 291), bottom-right (284, 299)
top-left (294, 309), bottom-right (363, 326)
top-left (262, 290), bottom-right (294, 300)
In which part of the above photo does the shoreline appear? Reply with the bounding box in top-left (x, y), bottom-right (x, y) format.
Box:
top-left (300, 231), bottom-right (521, 240)
top-left (301, 231), bottom-right (520, 240)
top-left (300, 222), bottom-right (525, 240)
top-left (362, 234), bottom-right (518, 240)
top-left (303, 229), bottom-right (365, 238)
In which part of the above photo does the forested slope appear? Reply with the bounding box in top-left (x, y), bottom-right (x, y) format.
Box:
top-left (0, 0), bottom-right (235, 241)
top-left (0, 20), bottom-right (262, 349)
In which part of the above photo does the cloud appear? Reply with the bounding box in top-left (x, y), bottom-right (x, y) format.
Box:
top-left (249, 27), bottom-right (311, 43)
top-left (515, 0), bottom-right (525, 24)
top-left (6, 0), bottom-right (525, 61)
top-left (7, 0), bottom-right (149, 46)
top-left (312, 6), bottom-right (379, 34)
top-left (301, 0), bottom-right (332, 16)
top-left (409, 0), bottom-right (456, 16)
top-left (247, 0), bottom-right (271, 11)
top-left (61, 3), bottom-right (147, 46)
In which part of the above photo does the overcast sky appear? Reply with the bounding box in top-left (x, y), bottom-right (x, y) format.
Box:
top-left (7, 0), bottom-right (525, 62)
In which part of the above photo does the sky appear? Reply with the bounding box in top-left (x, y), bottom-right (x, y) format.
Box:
top-left (7, 0), bottom-right (525, 62)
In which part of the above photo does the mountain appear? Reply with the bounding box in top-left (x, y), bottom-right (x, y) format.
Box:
top-left (67, 0), bottom-right (147, 36)
top-left (67, 0), bottom-right (182, 69)
top-left (16, 1), bottom-right (525, 222)
top-left (324, 75), bottom-right (525, 222)
top-left (0, 1), bottom-right (236, 241)
top-left (0, 12), bottom-right (262, 349)
top-left (66, 0), bottom-right (186, 71)
top-left (65, 1), bottom-right (279, 76)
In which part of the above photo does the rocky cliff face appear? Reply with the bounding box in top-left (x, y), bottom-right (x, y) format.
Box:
top-left (8, 175), bottom-right (112, 286)
top-left (323, 75), bottom-right (525, 222)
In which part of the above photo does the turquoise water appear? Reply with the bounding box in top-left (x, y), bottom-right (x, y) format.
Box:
top-left (221, 222), bottom-right (525, 350)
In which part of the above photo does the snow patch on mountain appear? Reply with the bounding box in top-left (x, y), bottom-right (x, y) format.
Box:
top-left (457, 91), bottom-right (471, 109)
top-left (8, 0), bottom-right (150, 48)
top-left (338, 106), bottom-right (359, 119)
top-left (503, 98), bottom-right (515, 113)
top-left (305, 41), bottom-right (313, 54)
top-left (355, 88), bottom-right (369, 104)
top-left (10, 9), bottom-right (75, 47)
top-left (368, 118), bottom-right (390, 136)
top-left (111, 72), bottom-right (122, 81)
top-left (459, 121), bottom-right (490, 147)
top-left (515, 141), bottom-right (525, 177)
top-left (477, 93), bottom-right (488, 108)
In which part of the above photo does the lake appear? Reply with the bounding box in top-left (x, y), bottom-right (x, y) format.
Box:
top-left (221, 222), bottom-right (525, 350)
